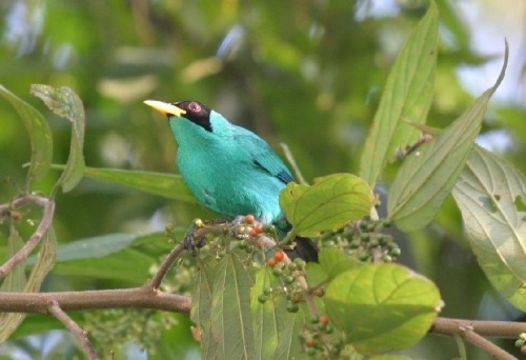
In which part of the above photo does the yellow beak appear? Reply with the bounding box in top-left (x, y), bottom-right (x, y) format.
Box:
top-left (143, 100), bottom-right (187, 117)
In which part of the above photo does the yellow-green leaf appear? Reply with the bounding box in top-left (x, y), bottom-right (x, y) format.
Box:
top-left (280, 173), bottom-right (374, 237)
top-left (31, 84), bottom-right (86, 192)
top-left (325, 263), bottom-right (442, 355)
top-left (0, 85), bottom-right (52, 182)
top-left (387, 43), bottom-right (508, 231)
top-left (359, 2), bottom-right (438, 186)
top-left (453, 146), bottom-right (526, 311)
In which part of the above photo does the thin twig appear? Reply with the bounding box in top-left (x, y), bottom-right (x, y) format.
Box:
top-left (48, 300), bottom-right (99, 360)
top-left (280, 143), bottom-right (306, 184)
top-left (148, 242), bottom-right (185, 290)
top-left (461, 328), bottom-right (516, 360)
top-left (0, 194), bottom-right (55, 279)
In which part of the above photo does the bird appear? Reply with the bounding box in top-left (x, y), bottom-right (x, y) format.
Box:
top-left (144, 99), bottom-right (317, 261)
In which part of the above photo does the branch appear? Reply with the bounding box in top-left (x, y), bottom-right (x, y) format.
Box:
top-left (0, 287), bottom-right (191, 314)
top-left (431, 317), bottom-right (523, 360)
top-left (48, 300), bottom-right (99, 360)
top-left (0, 194), bottom-right (55, 279)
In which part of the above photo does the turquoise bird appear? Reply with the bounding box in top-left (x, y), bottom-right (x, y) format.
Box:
top-left (144, 99), bottom-right (317, 261)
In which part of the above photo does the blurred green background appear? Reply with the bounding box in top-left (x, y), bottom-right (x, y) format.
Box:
top-left (0, 0), bottom-right (525, 358)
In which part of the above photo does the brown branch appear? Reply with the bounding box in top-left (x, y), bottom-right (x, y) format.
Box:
top-left (0, 194), bottom-right (55, 279)
top-left (431, 317), bottom-right (523, 360)
top-left (48, 300), bottom-right (99, 360)
top-left (147, 242), bottom-right (185, 290)
top-left (0, 287), bottom-right (191, 314)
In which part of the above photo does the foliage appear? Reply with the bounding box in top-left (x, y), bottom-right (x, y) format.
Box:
top-left (1, 0), bottom-right (525, 359)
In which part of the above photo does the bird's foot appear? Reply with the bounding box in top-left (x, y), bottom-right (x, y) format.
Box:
top-left (182, 223), bottom-right (204, 256)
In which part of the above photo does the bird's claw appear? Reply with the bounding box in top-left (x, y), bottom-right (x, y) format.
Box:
top-left (182, 223), bottom-right (206, 256)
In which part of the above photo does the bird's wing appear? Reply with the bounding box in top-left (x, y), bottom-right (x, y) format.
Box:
top-left (233, 128), bottom-right (293, 184)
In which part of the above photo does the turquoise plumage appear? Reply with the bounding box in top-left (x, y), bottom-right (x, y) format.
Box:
top-left (144, 99), bottom-right (317, 260)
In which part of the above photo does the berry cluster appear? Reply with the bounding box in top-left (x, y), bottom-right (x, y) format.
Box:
top-left (320, 218), bottom-right (401, 263)
top-left (258, 254), bottom-right (308, 313)
top-left (300, 314), bottom-right (344, 357)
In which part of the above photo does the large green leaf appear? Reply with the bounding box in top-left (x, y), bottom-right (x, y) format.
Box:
top-left (387, 44), bottom-right (508, 231)
top-left (452, 146), bottom-right (526, 310)
top-left (359, 2), bottom-right (438, 186)
top-left (31, 84), bottom-right (86, 192)
top-left (324, 263), bottom-right (442, 355)
top-left (250, 267), bottom-right (280, 360)
top-left (319, 247), bottom-right (361, 280)
top-left (0, 85), bottom-right (53, 182)
top-left (209, 253), bottom-right (255, 359)
top-left (273, 308), bottom-right (306, 360)
top-left (280, 173), bottom-right (374, 237)
top-left (191, 261), bottom-right (216, 358)
top-left (83, 166), bottom-right (196, 203)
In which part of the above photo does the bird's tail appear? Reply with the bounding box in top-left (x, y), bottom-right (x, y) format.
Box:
top-left (286, 236), bottom-right (319, 262)
top-left (274, 219), bottom-right (318, 261)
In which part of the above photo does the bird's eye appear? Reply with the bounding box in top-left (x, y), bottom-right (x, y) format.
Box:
top-left (188, 101), bottom-right (201, 112)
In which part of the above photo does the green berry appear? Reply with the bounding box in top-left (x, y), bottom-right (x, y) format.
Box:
top-left (383, 255), bottom-right (393, 262)
top-left (382, 219), bottom-right (392, 227)
top-left (284, 275), bottom-right (295, 284)
top-left (286, 302), bottom-right (299, 313)
top-left (258, 294), bottom-right (268, 303)
top-left (350, 239), bottom-right (360, 249)
top-left (272, 268), bottom-right (282, 277)
top-left (358, 252), bottom-right (369, 261)
top-left (390, 247), bottom-right (401, 257)
top-left (368, 238), bottom-right (379, 247)
top-left (516, 338), bottom-right (525, 348)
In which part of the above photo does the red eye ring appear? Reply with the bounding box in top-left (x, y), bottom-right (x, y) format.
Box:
top-left (188, 101), bottom-right (201, 112)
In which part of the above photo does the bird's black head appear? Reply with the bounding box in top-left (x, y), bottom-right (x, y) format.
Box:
top-left (175, 100), bottom-right (212, 132)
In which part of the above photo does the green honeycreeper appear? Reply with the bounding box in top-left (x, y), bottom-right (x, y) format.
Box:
top-left (144, 99), bottom-right (317, 261)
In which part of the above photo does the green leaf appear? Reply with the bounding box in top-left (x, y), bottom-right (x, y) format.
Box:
top-left (82, 166), bottom-right (196, 203)
top-left (0, 227), bottom-right (57, 344)
top-left (273, 306), bottom-right (306, 360)
top-left (387, 43), bottom-right (508, 232)
top-left (359, 2), bottom-right (438, 186)
top-left (191, 260), bottom-right (216, 357)
top-left (280, 173), bottom-right (374, 237)
top-left (452, 146), bottom-right (526, 310)
top-left (0, 84), bottom-right (53, 182)
top-left (250, 267), bottom-right (280, 360)
top-left (52, 248), bottom-right (155, 282)
top-left (31, 84), bottom-right (86, 192)
top-left (319, 248), bottom-right (361, 280)
top-left (324, 263), bottom-right (442, 355)
top-left (208, 254), bottom-right (255, 359)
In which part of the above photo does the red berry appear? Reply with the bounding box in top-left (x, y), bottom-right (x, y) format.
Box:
top-left (267, 258), bottom-right (278, 267)
top-left (319, 315), bottom-right (329, 325)
top-left (305, 337), bottom-right (316, 347)
top-left (313, 287), bottom-right (325, 297)
top-left (245, 214), bottom-right (255, 224)
top-left (253, 224), bottom-right (263, 234)
top-left (521, 345), bottom-right (526, 355)
top-left (249, 228), bottom-right (258, 237)
top-left (10, 211), bottom-right (22, 221)
top-left (274, 250), bottom-right (285, 262)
